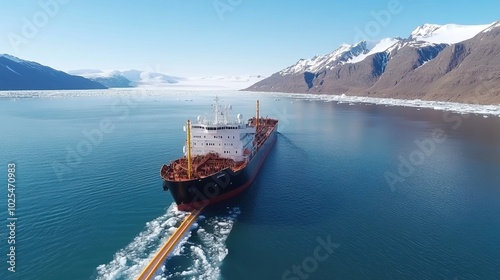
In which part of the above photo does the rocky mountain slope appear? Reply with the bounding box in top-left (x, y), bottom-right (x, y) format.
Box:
top-left (0, 55), bottom-right (106, 90)
top-left (245, 21), bottom-right (500, 104)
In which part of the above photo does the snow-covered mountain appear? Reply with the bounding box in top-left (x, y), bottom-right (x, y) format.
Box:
top-left (279, 42), bottom-right (369, 75)
top-left (409, 23), bottom-right (492, 44)
top-left (0, 54), bottom-right (106, 90)
top-left (265, 21), bottom-right (498, 78)
top-left (481, 20), bottom-right (500, 33)
top-left (349, 38), bottom-right (401, 64)
top-left (246, 20), bottom-right (500, 105)
top-left (68, 69), bottom-right (180, 88)
top-left (69, 69), bottom-right (265, 90)
top-left (160, 75), bottom-right (266, 90)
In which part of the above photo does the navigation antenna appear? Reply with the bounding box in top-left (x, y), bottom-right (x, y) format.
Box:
top-left (256, 100), bottom-right (260, 131)
top-left (186, 119), bottom-right (192, 179)
top-left (214, 96), bottom-right (220, 124)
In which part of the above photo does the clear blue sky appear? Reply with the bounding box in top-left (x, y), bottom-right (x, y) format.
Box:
top-left (1, 0), bottom-right (499, 76)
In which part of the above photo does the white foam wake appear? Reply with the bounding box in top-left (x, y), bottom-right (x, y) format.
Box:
top-left (161, 207), bottom-right (241, 280)
top-left (94, 203), bottom-right (188, 279)
top-left (94, 204), bottom-right (240, 280)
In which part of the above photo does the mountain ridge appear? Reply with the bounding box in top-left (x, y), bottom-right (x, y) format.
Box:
top-left (0, 55), bottom-right (107, 91)
top-left (69, 69), bottom-right (265, 90)
top-left (245, 20), bottom-right (500, 105)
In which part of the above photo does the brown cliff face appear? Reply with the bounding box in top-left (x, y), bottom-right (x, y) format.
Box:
top-left (370, 27), bottom-right (500, 104)
top-left (310, 52), bottom-right (389, 94)
top-left (245, 23), bottom-right (500, 105)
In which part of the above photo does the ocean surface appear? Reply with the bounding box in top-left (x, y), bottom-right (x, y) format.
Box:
top-left (0, 90), bottom-right (499, 280)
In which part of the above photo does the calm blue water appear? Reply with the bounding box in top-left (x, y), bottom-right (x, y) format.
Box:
top-left (0, 91), bottom-right (499, 280)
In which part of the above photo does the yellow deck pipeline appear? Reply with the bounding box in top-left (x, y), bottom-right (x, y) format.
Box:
top-left (136, 207), bottom-right (203, 280)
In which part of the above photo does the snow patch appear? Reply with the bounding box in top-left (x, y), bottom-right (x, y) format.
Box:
top-left (349, 38), bottom-right (399, 63)
top-left (279, 42), bottom-right (367, 75)
top-left (481, 20), bottom-right (500, 33)
top-left (169, 75), bottom-right (265, 90)
top-left (0, 54), bottom-right (24, 64)
top-left (410, 23), bottom-right (492, 44)
top-left (4, 65), bottom-right (21, 76)
top-left (69, 69), bottom-right (264, 90)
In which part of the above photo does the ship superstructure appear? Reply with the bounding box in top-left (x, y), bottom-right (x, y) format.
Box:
top-left (160, 98), bottom-right (278, 211)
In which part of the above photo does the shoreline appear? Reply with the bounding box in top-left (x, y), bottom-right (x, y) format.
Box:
top-left (247, 91), bottom-right (500, 117)
top-left (1, 89), bottom-right (499, 117)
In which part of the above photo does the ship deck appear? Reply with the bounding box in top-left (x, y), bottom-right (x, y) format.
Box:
top-left (161, 118), bottom-right (278, 182)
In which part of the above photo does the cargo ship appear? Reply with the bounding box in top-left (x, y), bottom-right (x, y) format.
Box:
top-left (160, 98), bottom-right (278, 211)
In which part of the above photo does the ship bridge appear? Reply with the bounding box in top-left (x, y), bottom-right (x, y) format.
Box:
top-left (186, 97), bottom-right (255, 162)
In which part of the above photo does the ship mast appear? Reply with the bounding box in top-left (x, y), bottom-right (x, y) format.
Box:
top-left (214, 96), bottom-right (219, 124)
top-left (186, 119), bottom-right (192, 179)
top-left (256, 100), bottom-right (260, 131)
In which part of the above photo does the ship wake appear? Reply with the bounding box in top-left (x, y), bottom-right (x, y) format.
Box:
top-left (93, 203), bottom-right (240, 280)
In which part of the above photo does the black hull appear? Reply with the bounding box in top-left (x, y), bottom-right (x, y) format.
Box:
top-left (163, 126), bottom-right (277, 211)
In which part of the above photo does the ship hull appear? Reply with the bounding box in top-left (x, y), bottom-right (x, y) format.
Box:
top-left (163, 126), bottom-right (277, 211)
